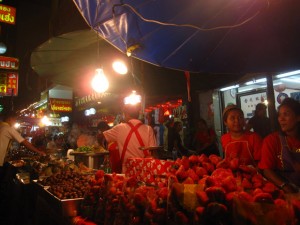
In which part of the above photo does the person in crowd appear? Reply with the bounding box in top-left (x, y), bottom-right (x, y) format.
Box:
top-left (258, 98), bottom-right (300, 193)
top-left (0, 110), bottom-right (46, 181)
top-left (0, 111), bottom-right (46, 217)
top-left (97, 121), bottom-right (120, 173)
top-left (46, 135), bottom-right (56, 151)
top-left (193, 118), bottom-right (220, 156)
top-left (77, 129), bottom-right (98, 148)
top-left (168, 121), bottom-right (195, 158)
top-left (102, 103), bottom-right (157, 173)
top-left (245, 102), bottom-right (272, 138)
top-left (221, 105), bottom-right (262, 166)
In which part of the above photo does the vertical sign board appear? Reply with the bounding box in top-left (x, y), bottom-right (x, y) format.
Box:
top-left (0, 72), bottom-right (18, 96)
top-left (0, 56), bottom-right (19, 96)
top-left (0, 4), bottom-right (16, 25)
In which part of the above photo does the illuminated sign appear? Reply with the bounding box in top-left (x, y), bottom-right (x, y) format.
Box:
top-left (0, 56), bottom-right (19, 70)
top-left (0, 4), bottom-right (16, 25)
top-left (49, 98), bottom-right (72, 112)
top-left (0, 72), bottom-right (18, 96)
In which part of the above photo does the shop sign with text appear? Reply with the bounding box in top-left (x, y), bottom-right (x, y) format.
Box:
top-left (0, 72), bottom-right (18, 96)
top-left (49, 98), bottom-right (72, 112)
top-left (0, 56), bottom-right (19, 70)
top-left (0, 4), bottom-right (16, 25)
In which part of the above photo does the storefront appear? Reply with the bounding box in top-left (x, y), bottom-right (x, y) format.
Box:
top-left (18, 85), bottom-right (73, 137)
top-left (213, 70), bottom-right (300, 138)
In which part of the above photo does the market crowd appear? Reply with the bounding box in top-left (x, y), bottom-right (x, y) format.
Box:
top-left (0, 97), bottom-right (300, 195)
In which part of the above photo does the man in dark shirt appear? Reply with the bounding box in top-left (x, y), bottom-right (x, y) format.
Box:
top-left (246, 103), bottom-right (272, 138)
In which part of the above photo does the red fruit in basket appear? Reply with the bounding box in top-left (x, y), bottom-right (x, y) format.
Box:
top-left (183, 177), bottom-right (194, 184)
top-left (133, 192), bottom-right (146, 207)
top-left (149, 198), bottom-right (157, 212)
top-left (229, 158), bottom-right (239, 171)
top-left (222, 176), bottom-right (237, 192)
top-left (176, 171), bottom-right (188, 181)
top-left (225, 191), bottom-right (238, 205)
top-left (239, 165), bottom-right (257, 174)
top-left (181, 157), bottom-right (190, 170)
top-left (205, 176), bottom-right (217, 187)
top-left (198, 154), bottom-right (210, 163)
top-left (262, 182), bottom-right (277, 194)
top-left (176, 211), bottom-right (189, 224)
top-left (216, 159), bottom-right (230, 169)
top-left (209, 154), bottom-right (222, 166)
top-left (95, 170), bottom-right (105, 180)
top-left (251, 173), bottom-right (263, 182)
top-left (238, 191), bottom-right (254, 202)
top-left (254, 192), bottom-right (274, 204)
top-left (205, 186), bottom-right (226, 203)
top-left (241, 178), bottom-right (253, 189)
top-left (187, 168), bottom-right (199, 182)
top-left (196, 190), bottom-right (209, 206)
top-left (154, 208), bottom-right (166, 221)
top-left (291, 199), bottom-right (300, 218)
top-left (252, 188), bottom-right (263, 196)
top-left (157, 187), bottom-right (169, 200)
top-left (202, 162), bottom-right (215, 174)
top-left (176, 165), bottom-right (188, 180)
top-left (274, 198), bottom-right (287, 207)
top-left (89, 178), bottom-right (97, 186)
top-left (189, 155), bottom-right (199, 164)
top-left (204, 202), bottom-right (228, 219)
top-left (131, 216), bottom-right (141, 224)
top-left (211, 168), bottom-right (233, 179)
top-left (194, 166), bottom-right (208, 178)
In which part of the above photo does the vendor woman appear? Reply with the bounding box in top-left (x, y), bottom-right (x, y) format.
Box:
top-left (221, 105), bottom-right (262, 166)
top-left (259, 98), bottom-right (300, 193)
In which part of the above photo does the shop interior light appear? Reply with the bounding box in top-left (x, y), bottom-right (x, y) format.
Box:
top-left (261, 82), bottom-right (282, 88)
top-left (91, 68), bottom-right (109, 93)
top-left (280, 78), bottom-right (300, 83)
top-left (220, 85), bottom-right (239, 91)
top-left (112, 60), bottom-right (128, 75)
top-left (238, 87), bottom-right (253, 93)
top-left (276, 70), bottom-right (300, 78)
top-left (245, 78), bottom-right (266, 85)
top-left (124, 90), bottom-right (141, 105)
top-left (41, 116), bottom-right (50, 126)
top-left (14, 123), bottom-right (20, 129)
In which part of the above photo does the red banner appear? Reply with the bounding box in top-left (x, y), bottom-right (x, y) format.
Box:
top-left (0, 56), bottom-right (19, 70)
top-left (0, 4), bottom-right (16, 25)
top-left (49, 98), bottom-right (72, 112)
top-left (0, 72), bottom-right (18, 96)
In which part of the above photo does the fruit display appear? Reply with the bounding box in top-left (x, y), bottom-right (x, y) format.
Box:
top-left (72, 154), bottom-right (300, 225)
top-left (39, 171), bottom-right (91, 199)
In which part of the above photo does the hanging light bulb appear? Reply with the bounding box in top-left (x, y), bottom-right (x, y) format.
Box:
top-left (112, 60), bottom-right (128, 75)
top-left (124, 90), bottom-right (141, 105)
top-left (91, 68), bottom-right (109, 93)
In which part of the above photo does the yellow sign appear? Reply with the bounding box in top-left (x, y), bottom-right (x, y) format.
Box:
top-left (0, 4), bottom-right (16, 25)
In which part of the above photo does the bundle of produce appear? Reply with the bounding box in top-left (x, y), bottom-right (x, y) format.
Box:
top-left (80, 170), bottom-right (106, 221)
top-left (102, 174), bottom-right (134, 225)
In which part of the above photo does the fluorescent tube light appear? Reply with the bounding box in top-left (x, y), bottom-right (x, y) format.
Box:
top-left (220, 85), bottom-right (239, 91)
top-left (276, 70), bottom-right (300, 78)
top-left (245, 78), bottom-right (266, 85)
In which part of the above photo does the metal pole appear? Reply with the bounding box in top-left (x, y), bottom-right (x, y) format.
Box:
top-left (266, 74), bottom-right (278, 131)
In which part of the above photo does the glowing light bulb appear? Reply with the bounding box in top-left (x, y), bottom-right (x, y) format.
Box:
top-left (124, 90), bottom-right (141, 105)
top-left (112, 61), bottom-right (128, 75)
top-left (91, 68), bottom-right (109, 93)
